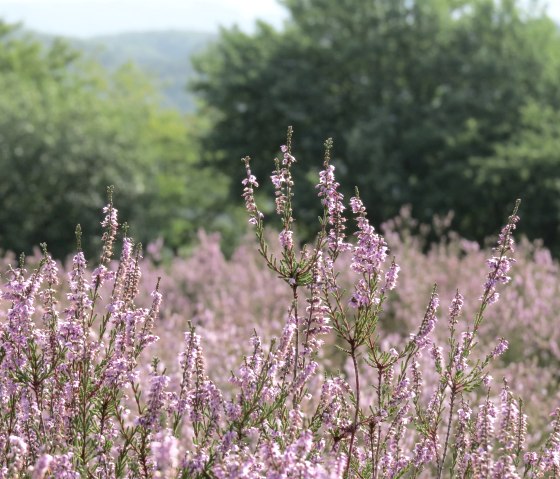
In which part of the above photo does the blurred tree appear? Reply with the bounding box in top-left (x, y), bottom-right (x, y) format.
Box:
top-left (192, 0), bottom-right (560, 248)
top-left (469, 102), bottom-right (560, 246)
top-left (0, 21), bottom-right (231, 258)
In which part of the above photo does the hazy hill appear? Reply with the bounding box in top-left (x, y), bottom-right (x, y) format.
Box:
top-left (37, 30), bottom-right (216, 112)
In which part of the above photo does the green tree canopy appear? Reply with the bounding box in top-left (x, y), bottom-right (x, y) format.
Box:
top-left (193, 0), bottom-right (560, 248)
top-left (0, 21), bottom-right (231, 258)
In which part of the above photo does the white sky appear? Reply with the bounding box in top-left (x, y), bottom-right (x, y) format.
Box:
top-left (0, 0), bottom-right (558, 37)
top-left (0, 0), bottom-right (289, 37)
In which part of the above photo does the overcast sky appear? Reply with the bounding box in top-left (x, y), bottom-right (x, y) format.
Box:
top-left (0, 0), bottom-right (288, 37)
top-left (0, 0), bottom-right (558, 38)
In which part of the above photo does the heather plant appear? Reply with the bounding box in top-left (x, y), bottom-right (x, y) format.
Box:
top-left (1, 133), bottom-right (560, 478)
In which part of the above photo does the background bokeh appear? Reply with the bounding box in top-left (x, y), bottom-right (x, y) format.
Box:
top-left (1, 0), bottom-right (560, 258)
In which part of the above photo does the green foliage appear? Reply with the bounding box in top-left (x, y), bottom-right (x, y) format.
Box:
top-left (192, 0), bottom-right (560, 249)
top-left (470, 102), bottom-right (560, 246)
top-left (0, 21), bottom-right (231, 258)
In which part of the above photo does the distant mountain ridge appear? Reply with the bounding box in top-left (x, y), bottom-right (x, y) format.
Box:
top-left (39, 30), bottom-right (216, 112)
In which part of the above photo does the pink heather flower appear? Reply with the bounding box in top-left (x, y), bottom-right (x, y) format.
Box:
top-left (430, 342), bottom-right (444, 371)
top-left (349, 196), bottom-right (366, 215)
top-left (1, 265), bottom-right (43, 369)
top-left (412, 438), bottom-right (436, 467)
top-left (486, 291), bottom-right (500, 305)
top-left (496, 211), bottom-right (520, 254)
top-left (8, 435), bottom-right (28, 472)
top-left (198, 380), bottom-right (223, 427)
top-left (224, 401), bottom-right (241, 421)
top-left (524, 452), bottom-right (538, 466)
top-left (271, 148), bottom-right (295, 216)
top-left (317, 163), bottom-right (349, 252)
top-left (103, 355), bottom-right (135, 387)
top-left (122, 246), bottom-right (142, 305)
top-left (455, 403), bottom-right (473, 474)
top-left (242, 157), bottom-right (263, 225)
top-left (184, 451), bottom-right (209, 476)
top-left (426, 389), bottom-right (443, 427)
top-left (139, 374), bottom-right (170, 430)
top-left (349, 278), bottom-right (374, 309)
top-left (289, 406), bottom-right (304, 432)
top-left (492, 456), bottom-right (518, 477)
top-left (303, 261), bottom-right (332, 354)
top-left (136, 286), bottom-right (163, 349)
top-left (482, 374), bottom-right (493, 387)
top-left (351, 197), bottom-right (388, 275)
top-left (292, 361), bottom-right (318, 392)
top-left (481, 207), bottom-right (519, 306)
top-left (458, 406), bottom-right (472, 422)
top-left (242, 174), bottom-right (259, 188)
top-left (319, 377), bottom-right (351, 429)
top-left (475, 400), bottom-right (497, 448)
top-left (100, 202), bottom-right (118, 264)
top-left (271, 169), bottom-right (284, 189)
top-left (411, 357), bottom-right (423, 397)
top-left (452, 331), bottom-right (472, 372)
top-left (124, 310), bottom-right (141, 347)
top-left (280, 144), bottom-right (296, 165)
top-left (388, 378), bottom-right (413, 407)
top-left (276, 315), bottom-right (296, 363)
top-left (491, 338), bottom-right (509, 358)
top-left (230, 334), bottom-right (268, 399)
top-left (279, 228), bottom-right (294, 250)
top-left (449, 290), bottom-right (464, 326)
top-left (498, 381), bottom-right (522, 451)
top-left (151, 429), bottom-right (181, 478)
top-left (219, 430), bottom-right (238, 453)
top-left (174, 331), bottom-right (203, 414)
top-left (410, 290), bottom-right (439, 349)
top-left (32, 454), bottom-right (53, 479)
top-left (43, 254), bottom-right (59, 286)
top-left (149, 289), bottom-right (163, 314)
top-left (107, 236), bottom-right (134, 309)
top-left (272, 170), bottom-right (288, 215)
top-left (91, 265), bottom-right (115, 287)
top-left (483, 256), bottom-right (515, 303)
top-left (382, 260), bottom-right (400, 292)
top-left (66, 251), bottom-right (93, 317)
top-left (48, 454), bottom-right (80, 478)
top-left (121, 236), bottom-right (133, 264)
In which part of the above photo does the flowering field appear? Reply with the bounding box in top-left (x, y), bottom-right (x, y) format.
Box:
top-left (1, 133), bottom-right (559, 477)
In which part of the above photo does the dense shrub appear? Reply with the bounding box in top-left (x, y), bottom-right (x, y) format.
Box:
top-left (0, 132), bottom-right (559, 477)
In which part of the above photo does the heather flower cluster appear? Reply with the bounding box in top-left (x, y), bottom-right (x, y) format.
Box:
top-left (0, 128), bottom-right (559, 478)
top-left (317, 138), bottom-right (349, 254)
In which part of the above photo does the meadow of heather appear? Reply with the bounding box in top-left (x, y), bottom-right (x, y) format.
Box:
top-left (3, 0), bottom-right (560, 477)
top-left (0, 133), bottom-right (558, 479)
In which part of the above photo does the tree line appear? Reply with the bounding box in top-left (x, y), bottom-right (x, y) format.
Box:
top-left (2, 0), bottom-right (560, 257)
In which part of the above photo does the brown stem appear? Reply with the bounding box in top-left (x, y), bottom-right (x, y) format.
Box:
top-left (438, 385), bottom-right (456, 478)
top-left (345, 344), bottom-right (360, 479)
top-left (292, 285), bottom-right (299, 382)
top-left (373, 367), bottom-right (383, 479)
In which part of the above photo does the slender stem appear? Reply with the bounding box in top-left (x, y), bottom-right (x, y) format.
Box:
top-left (292, 285), bottom-right (299, 382)
top-left (438, 385), bottom-right (456, 478)
top-left (369, 422), bottom-right (376, 479)
top-left (345, 344), bottom-right (360, 479)
top-left (373, 367), bottom-right (383, 479)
